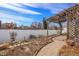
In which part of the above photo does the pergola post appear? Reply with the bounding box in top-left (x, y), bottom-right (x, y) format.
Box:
top-left (58, 22), bottom-right (62, 35)
top-left (46, 21), bottom-right (49, 36)
top-left (67, 18), bottom-right (69, 39)
top-left (74, 18), bottom-right (79, 46)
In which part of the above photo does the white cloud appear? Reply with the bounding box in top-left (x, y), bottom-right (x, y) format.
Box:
top-left (0, 3), bottom-right (69, 15)
top-left (0, 13), bottom-right (35, 24)
top-left (22, 3), bottom-right (63, 14)
top-left (22, 3), bottom-right (69, 14)
top-left (0, 3), bottom-right (42, 15)
top-left (8, 3), bottom-right (23, 8)
top-left (22, 3), bottom-right (40, 8)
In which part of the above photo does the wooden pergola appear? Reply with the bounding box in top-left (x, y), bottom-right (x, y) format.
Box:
top-left (47, 11), bottom-right (66, 35)
top-left (47, 4), bottom-right (79, 46)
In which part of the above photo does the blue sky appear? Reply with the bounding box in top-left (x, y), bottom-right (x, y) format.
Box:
top-left (0, 3), bottom-right (75, 26)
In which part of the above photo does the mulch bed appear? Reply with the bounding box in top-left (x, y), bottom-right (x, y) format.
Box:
top-left (59, 45), bottom-right (79, 56)
top-left (0, 36), bottom-right (54, 56)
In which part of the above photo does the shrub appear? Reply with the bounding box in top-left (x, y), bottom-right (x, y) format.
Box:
top-left (29, 35), bottom-right (37, 39)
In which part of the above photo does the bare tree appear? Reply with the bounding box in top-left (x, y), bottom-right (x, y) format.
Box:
top-left (10, 31), bottom-right (17, 43)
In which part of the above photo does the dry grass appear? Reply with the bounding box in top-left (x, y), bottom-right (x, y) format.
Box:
top-left (0, 36), bottom-right (54, 56)
top-left (0, 43), bottom-right (11, 50)
top-left (59, 45), bottom-right (79, 56)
